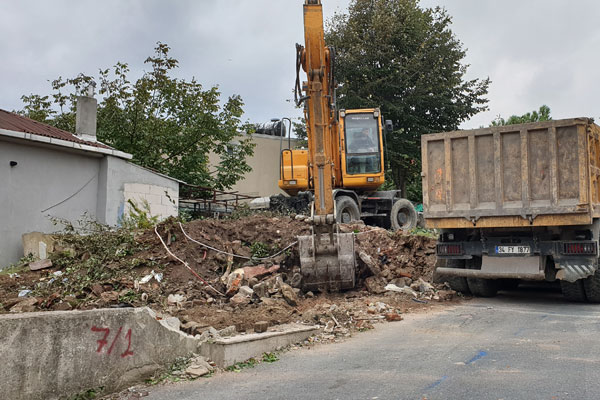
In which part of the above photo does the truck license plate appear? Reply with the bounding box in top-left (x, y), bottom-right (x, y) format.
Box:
top-left (496, 245), bottom-right (530, 254)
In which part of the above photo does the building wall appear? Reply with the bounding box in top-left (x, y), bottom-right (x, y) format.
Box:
top-left (209, 134), bottom-right (300, 198)
top-left (97, 157), bottom-right (179, 226)
top-left (0, 140), bottom-right (102, 267)
top-left (0, 138), bottom-right (179, 267)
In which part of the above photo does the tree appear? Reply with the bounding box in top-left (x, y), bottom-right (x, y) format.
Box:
top-left (326, 0), bottom-right (490, 201)
top-left (490, 105), bottom-right (551, 126)
top-left (18, 43), bottom-right (255, 190)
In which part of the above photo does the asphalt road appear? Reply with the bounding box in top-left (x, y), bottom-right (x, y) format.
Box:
top-left (148, 284), bottom-right (600, 400)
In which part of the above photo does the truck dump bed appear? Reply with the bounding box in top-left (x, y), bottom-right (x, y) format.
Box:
top-left (422, 118), bottom-right (600, 229)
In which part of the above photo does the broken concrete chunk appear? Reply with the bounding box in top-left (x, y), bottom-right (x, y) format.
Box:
top-left (416, 278), bottom-right (434, 293)
top-left (29, 259), bottom-right (53, 271)
top-left (185, 355), bottom-right (214, 377)
top-left (289, 272), bottom-right (303, 288)
top-left (280, 283), bottom-right (298, 306)
top-left (384, 283), bottom-right (418, 297)
top-left (375, 302), bottom-right (388, 313)
top-left (254, 321), bottom-right (269, 333)
top-left (218, 325), bottom-right (236, 337)
top-left (230, 292), bottom-right (251, 306)
top-left (359, 251), bottom-right (381, 275)
top-left (10, 297), bottom-right (38, 313)
top-left (164, 316), bottom-right (181, 331)
top-left (365, 276), bottom-right (386, 294)
top-left (238, 285), bottom-right (254, 297)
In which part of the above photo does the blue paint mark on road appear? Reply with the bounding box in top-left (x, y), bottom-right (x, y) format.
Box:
top-left (425, 375), bottom-right (448, 390)
top-left (466, 350), bottom-right (488, 365)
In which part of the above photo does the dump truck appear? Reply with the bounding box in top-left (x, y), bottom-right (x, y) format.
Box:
top-left (422, 118), bottom-right (600, 302)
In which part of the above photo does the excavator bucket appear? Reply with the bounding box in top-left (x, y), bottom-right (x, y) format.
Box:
top-left (298, 231), bottom-right (356, 291)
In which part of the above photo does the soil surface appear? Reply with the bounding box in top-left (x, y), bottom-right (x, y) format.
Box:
top-left (0, 214), bottom-right (458, 336)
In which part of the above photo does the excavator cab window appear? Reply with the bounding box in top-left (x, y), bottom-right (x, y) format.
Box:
top-left (344, 113), bottom-right (381, 175)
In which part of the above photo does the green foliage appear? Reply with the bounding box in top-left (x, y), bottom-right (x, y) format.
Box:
top-left (409, 227), bottom-right (437, 238)
top-left (262, 352), bottom-right (279, 363)
top-left (38, 223), bottom-right (152, 298)
top-left (225, 358), bottom-right (258, 372)
top-left (491, 105), bottom-right (551, 126)
top-left (249, 242), bottom-right (271, 259)
top-left (292, 117), bottom-right (308, 147)
top-left (18, 43), bottom-right (255, 190)
top-left (120, 199), bottom-right (159, 229)
top-left (65, 386), bottom-right (104, 400)
top-left (0, 254), bottom-right (34, 274)
top-left (326, 0), bottom-right (490, 201)
top-left (146, 357), bottom-right (192, 385)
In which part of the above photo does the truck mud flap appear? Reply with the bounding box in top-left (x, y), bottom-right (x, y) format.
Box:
top-left (556, 261), bottom-right (597, 283)
top-left (436, 256), bottom-right (545, 280)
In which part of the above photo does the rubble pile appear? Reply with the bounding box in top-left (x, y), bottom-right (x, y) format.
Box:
top-left (0, 214), bottom-right (457, 340)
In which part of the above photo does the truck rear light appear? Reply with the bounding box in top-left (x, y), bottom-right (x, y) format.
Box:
top-left (561, 242), bottom-right (597, 255)
top-left (437, 244), bottom-right (463, 256)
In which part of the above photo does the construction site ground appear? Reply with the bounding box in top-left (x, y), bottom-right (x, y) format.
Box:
top-left (0, 213), bottom-right (461, 344)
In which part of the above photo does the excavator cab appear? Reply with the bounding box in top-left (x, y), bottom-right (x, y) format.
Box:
top-left (339, 109), bottom-right (387, 190)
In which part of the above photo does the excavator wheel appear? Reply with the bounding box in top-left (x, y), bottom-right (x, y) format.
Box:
top-left (335, 196), bottom-right (360, 224)
top-left (390, 199), bottom-right (417, 231)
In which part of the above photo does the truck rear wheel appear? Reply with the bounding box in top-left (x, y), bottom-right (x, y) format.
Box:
top-left (561, 279), bottom-right (588, 302)
top-left (584, 270), bottom-right (600, 303)
top-left (466, 257), bottom-right (498, 297)
top-left (444, 259), bottom-right (470, 294)
top-left (335, 196), bottom-right (360, 223)
top-left (390, 199), bottom-right (417, 231)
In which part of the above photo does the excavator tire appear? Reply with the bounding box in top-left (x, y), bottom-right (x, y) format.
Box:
top-left (561, 279), bottom-right (588, 302)
top-left (390, 199), bottom-right (417, 231)
top-left (335, 196), bottom-right (360, 223)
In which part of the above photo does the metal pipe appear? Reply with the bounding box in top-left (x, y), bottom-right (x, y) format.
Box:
top-left (435, 267), bottom-right (546, 280)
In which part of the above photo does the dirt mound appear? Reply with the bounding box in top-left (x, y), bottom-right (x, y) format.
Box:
top-left (0, 215), bottom-right (453, 339)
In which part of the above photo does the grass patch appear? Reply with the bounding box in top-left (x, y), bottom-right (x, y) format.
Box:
top-left (225, 358), bottom-right (258, 372)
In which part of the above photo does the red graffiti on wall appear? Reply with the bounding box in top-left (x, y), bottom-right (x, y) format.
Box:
top-left (91, 326), bottom-right (134, 357)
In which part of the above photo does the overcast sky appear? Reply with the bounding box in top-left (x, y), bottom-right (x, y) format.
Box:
top-left (2, 0), bottom-right (600, 131)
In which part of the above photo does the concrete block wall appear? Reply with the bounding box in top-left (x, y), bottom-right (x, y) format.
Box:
top-left (0, 307), bottom-right (200, 400)
top-left (123, 183), bottom-right (178, 220)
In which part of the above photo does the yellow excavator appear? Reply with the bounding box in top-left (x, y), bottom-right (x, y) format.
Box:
top-left (280, 0), bottom-right (416, 291)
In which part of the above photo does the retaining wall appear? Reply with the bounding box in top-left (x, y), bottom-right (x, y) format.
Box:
top-left (0, 307), bottom-right (199, 400)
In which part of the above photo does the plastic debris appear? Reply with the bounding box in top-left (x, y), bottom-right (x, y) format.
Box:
top-left (18, 290), bottom-right (32, 297)
top-left (139, 270), bottom-right (163, 284)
